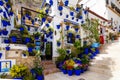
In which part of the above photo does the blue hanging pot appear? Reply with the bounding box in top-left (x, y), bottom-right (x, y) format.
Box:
top-left (76, 35), bottom-right (80, 38)
top-left (50, 36), bottom-right (53, 39)
top-left (79, 16), bottom-right (83, 19)
top-left (72, 17), bottom-right (74, 20)
top-left (76, 19), bottom-right (79, 22)
top-left (46, 24), bottom-right (49, 27)
top-left (11, 36), bottom-right (17, 43)
top-left (75, 28), bottom-right (78, 32)
top-left (35, 36), bottom-right (39, 40)
top-left (0, 31), bottom-right (1, 35)
top-left (3, 12), bottom-right (7, 19)
top-left (66, 25), bottom-right (70, 30)
top-left (49, 31), bottom-right (53, 35)
top-left (70, 12), bottom-right (74, 16)
top-left (76, 8), bottom-right (80, 12)
top-left (42, 18), bottom-right (46, 22)
top-left (19, 27), bottom-right (24, 32)
top-left (5, 0), bottom-right (8, 3)
top-left (49, 0), bottom-right (53, 6)
top-left (0, 9), bottom-right (3, 13)
top-left (25, 37), bottom-right (31, 43)
top-left (28, 27), bottom-right (30, 31)
top-left (45, 9), bottom-right (49, 14)
top-left (2, 20), bottom-right (8, 27)
top-left (0, 53), bottom-right (2, 58)
top-left (84, 10), bottom-right (88, 14)
top-left (56, 25), bottom-right (60, 29)
top-left (6, 4), bottom-right (11, 9)
top-left (31, 20), bottom-right (34, 25)
top-left (81, 21), bottom-right (84, 24)
top-left (0, 1), bottom-right (4, 6)
top-left (5, 46), bottom-right (10, 51)
top-left (60, 12), bottom-right (62, 16)
top-left (22, 16), bottom-right (25, 20)
top-left (66, 14), bottom-right (69, 18)
top-left (28, 47), bottom-right (33, 52)
top-left (7, 21), bottom-right (11, 26)
top-left (57, 42), bottom-right (61, 47)
top-left (2, 30), bottom-right (8, 35)
top-left (64, 1), bottom-right (69, 6)
top-left (58, 6), bottom-right (63, 11)
top-left (44, 39), bottom-right (47, 42)
top-left (4, 39), bottom-right (10, 43)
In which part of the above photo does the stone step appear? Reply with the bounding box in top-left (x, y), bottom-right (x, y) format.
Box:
top-left (43, 64), bottom-right (57, 69)
top-left (89, 66), bottom-right (112, 76)
top-left (43, 68), bottom-right (60, 75)
top-left (41, 60), bottom-right (53, 65)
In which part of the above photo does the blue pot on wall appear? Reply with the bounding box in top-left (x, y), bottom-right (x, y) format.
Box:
top-left (5, 0), bottom-right (8, 3)
top-left (68, 33), bottom-right (72, 37)
top-left (79, 16), bottom-right (83, 19)
top-left (46, 24), bottom-right (49, 27)
top-left (20, 27), bottom-right (24, 32)
top-left (70, 12), bottom-right (74, 16)
top-left (84, 48), bottom-right (89, 54)
top-left (67, 70), bottom-right (73, 76)
top-left (25, 37), bottom-right (31, 43)
top-left (72, 17), bottom-right (74, 20)
top-left (3, 12), bottom-right (7, 19)
top-left (4, 39), bottom-right (10, 43)
top-left (75, 69), bottom-right (81, 76)
top-left (66, 14), bottom-right (69, 18)
top-left (11, 36), bottom-right (17, 43)
top-left (0, 53), bottom-right (2, 58)
top-left (2, 30), bottom-right (8, 35)
top-left (66, 25), bottom-right (70, 30)
top-left (28, 47), bottom-right (33, 52)
top-left (56, 25), bottom-right (60, 29)
top-left (5, 46), bottom-right (10, 51)
top-left (64, 0), bottom-right (69, 6)
top-left (57, 42), bottom-right (61, 47)
top-left (60, 12), bottom-right (62, 16)
top-left (81, 21), bottom-right (84, 24)
top-left (44, 39), bottom-right (47, 42)
top-left (0, 31), bottom-right (1, 35)
top-left (50, 36), bottom-right (53, 39)
top-left (49, 0), bottom-right (53, 6)
top-left (0, 1), bottom-right (4, 6)
top-left (0, 9), bottom-right (3, 13)
top-left (2, 20), bottom-right (8, 27)
top-left (35, 36), bottom-right (39, 40)
top-left (58, 6), bottom-right (63, 11)
top-left (76, 35), bottom-right (80, 39)
top-left (84, 10), bottom-right (88, 14)
top-left (75, 28), bottom-right (78, 32)
top-left (42, 18), bottom-right (46, 22)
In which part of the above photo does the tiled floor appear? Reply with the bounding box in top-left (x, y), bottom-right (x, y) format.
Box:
top-left (45, 39), bottom-right (120, 80)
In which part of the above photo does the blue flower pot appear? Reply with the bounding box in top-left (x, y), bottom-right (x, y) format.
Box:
top-left (75, 28), bottom-right (78, 32)
top-left (42, 18), bottom-right (46, 22)
top-left (9, 11), bottom-right (13, 16)
top-left (32, 20), bottom-right (34, 25)
top-left (70, 12), bottom-right (74, 16)
top-left (76, 8), bottom-right (80, 11)
top-left (37, 75), bottom-right (44, 80)
top-left (45, 9), bottom-right (49, 14)
top-left (95, 48), bottom-right (100, 54)
top-left (4, 39), bottom-right (10, 43)
top-left (84, 10), bottom-right (88, 14)
top-left (81, 21), bottom-right (84, 24)
top-left (6, 4), bottom-right (11, 9)
top-left (0, 1), bottom-right (4, 6)
top-left (79, 16), bottom-right (83, 19)
top-left (5, 0), bottom-right (8, 3)
top-left (58, 6), bottom-right (63, 11)
top-left (49, 0), bottom-right (53, 6)
top-left (67, 70), bottom-right (73, 76)
top-left (90, 55), bottom-right (94, 59)
top-left (7, 21), bottom-right (11, 26)
top-left (66, 25), bottom-right (70, 30)
top-left (62, 69), bottom-right (67, 74)
top-left (2, 30), bottom-right (8, 35)
top-left (35, 37), bottom-right (39, 40)
top-left (57, 42), bottom-right (61, 47)
top-left (49, 31), bottom-right (53, 35)
top-left (81, 69), bottom-right (84, 73)
top-left (50, 36), bottom-right (53, 39)
top-left (11, 36), bottom-right (17, 43)
top-left (25, 37), bottom-right (31, 43)
top-left (75, 69), bottom-right (81, 76)
top-left (64, 1), bottom-right (69, 6)
top-left (0, 31), bottom-right (1, 35)
top-left (20, 27), bottom-right (24, 31)
top-left (60, 12), bottom-right (62, 16)
top-left (23, 54), bottom-right (26, 56)
top-left (76, 35), bottom-right (80, 39)
top-left (0, 9), bottom-right (3, 13)
top-left (84, 48), bottom-right (89, 54)
top-left (44, 39), bottom-right (47, 42)
top-left (5, 46), bottom-right (10, 51)
top-left (68, 33), bottom-right (72, 37)
top-left (28, 27), bottom-right (30, 31)
top-left (56, 25), bottom-right (60, 29)
top-left (66, 50), bottom-right (70, 54)
top-left (2, 20), bottom-right (8, 27)
top-left (46, 24), bottom-right (49, 27)
top-left (3, 12), bottom-right (7, 19)
top-left (0, 53), bottom-right (2, 58)
top-left (28, 47), bottom-right (33, 52)
top-left (72, 17), bottom-right (74, 20)
top-left (66, 14), bottom-right (69, 18)
top-left (76, 19), bottom-right (79, 22)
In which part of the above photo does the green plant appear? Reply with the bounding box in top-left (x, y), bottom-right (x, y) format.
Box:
top-left (81, 54), bottom-right (90, 64)
top-left (27, 43), bottom-right (35, 48)
top-left (9, 33), bottom-right (19, 38)
top-left (34, 67), bottom-right (43, 76)
top-left (45, 43), bottom-right (51, 55)
top-left (23, 73), bottom-right (35, 80)
top-left (10, 64), bottom-right (28, 78)
top-left (34, 32), bottom-right (41, 37)
top-left (22, 51), bottom-right (29, 56)
top-left (0, 73), bottom-right (7, 78)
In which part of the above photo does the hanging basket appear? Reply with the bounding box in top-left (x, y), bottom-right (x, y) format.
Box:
top-left (66, 25), bottom-right (70, 30)
top-left (79, 16), bottom-right (83, 19)
top-left (64, 1), bottom-right (69, 6)
top-left (57, 42), bottom-right (61, 47)
top-left (5, 46), bottom-right (10, 51)
top-left (58, 6), bottom-right (63, 11)
top-left (56, 25), bottom-right (60, 29)
top-left (2, 30), bottom-right (8, 35)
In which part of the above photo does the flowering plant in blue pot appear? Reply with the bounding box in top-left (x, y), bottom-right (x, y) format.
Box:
top-left (74, 64), bottom-right (82, 76)
top-left (2, 29), bottom-right (8, 35)
top-left (70, 11), bottom-right (74, 16)
top-left (73, 25), bottom-right (79, 32)
top-left (4, 39), bottom-right (10, 43)
top-left (5, 46), bottom-right (10, 51)
top-left (58, 6), bottom-right (63, 11)
top-left (0, 53), bottom-right (2, 59)
top-left (64, 0), bottom-right (69, 6)
top-left (66, 25), bottom-right (70, 30)
top-left (56, 25), bottom-right (60, 29)
top-left (61, 64), bottom-right (67, 74)
top-left (34, 32), bottom-right (41, 40)
top-left (9, 33), bottom-right (18, 43)
top-left (0, 1), bottom-right (4, 6)
top-left (1, 18), bottom-right (8, 27)
top-left (27, 43), bottom-right (35, 53)
top-left (57, 40), bottom-right (61, 47)
top-left (0, 8), bottom-right (3, 13)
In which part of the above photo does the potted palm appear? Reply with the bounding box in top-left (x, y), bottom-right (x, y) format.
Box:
top-left (73, 25), bottom-right (80, 32)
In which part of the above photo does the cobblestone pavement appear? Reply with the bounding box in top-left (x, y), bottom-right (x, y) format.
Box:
top-left (45, 39), bottom-right (120, 80)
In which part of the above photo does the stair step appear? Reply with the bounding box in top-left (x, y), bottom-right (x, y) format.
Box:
top-left (89, 66), bottom-right (112, 76)
top-left (43, 68), bottom-right (60, 75)
top-left (43, 64), bottom-right (56, 69)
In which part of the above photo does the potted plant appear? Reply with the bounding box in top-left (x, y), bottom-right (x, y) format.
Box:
top-left (2, 29), bottom-right (8, 35)
top-left (4, 39), bottom-right (10, 43)
top-left (56, 25), bottom-right (61, 29)
top-left (5, 46), bottom-right (10, 51)
top-left (57, 40), bottom-right (61, 47)
top-left (61, 64), bottom-right (67, 74)
top-left (10, 64), bottom-right (28, 79)
top-left (1, 18), bottom-right (9, 27)
top-left (22, 51), bottom-right (29, 56)
top-left (0, 53), bottom-right (2, 59)
top-left (23, 72), bottom-right (35, 80)
top-left (27, 43), bottom-right (35, 53)
top-left (73, 25), bottom-right (80, 32)
top-left (74, 64), bottom-right (82, 76)
top-left (22, 34), bottom-right (31, 44)
top-left (34, 32), bottom-right (41, 40)
top-left (9, 33), bottom-right (18, 43)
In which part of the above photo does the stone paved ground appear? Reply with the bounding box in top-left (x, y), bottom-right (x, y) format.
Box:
top-left (45, 38), bottom-right (120, 80)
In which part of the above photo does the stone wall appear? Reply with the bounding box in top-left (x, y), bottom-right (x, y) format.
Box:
top-left (6, 49), bottom-right (35, 69)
